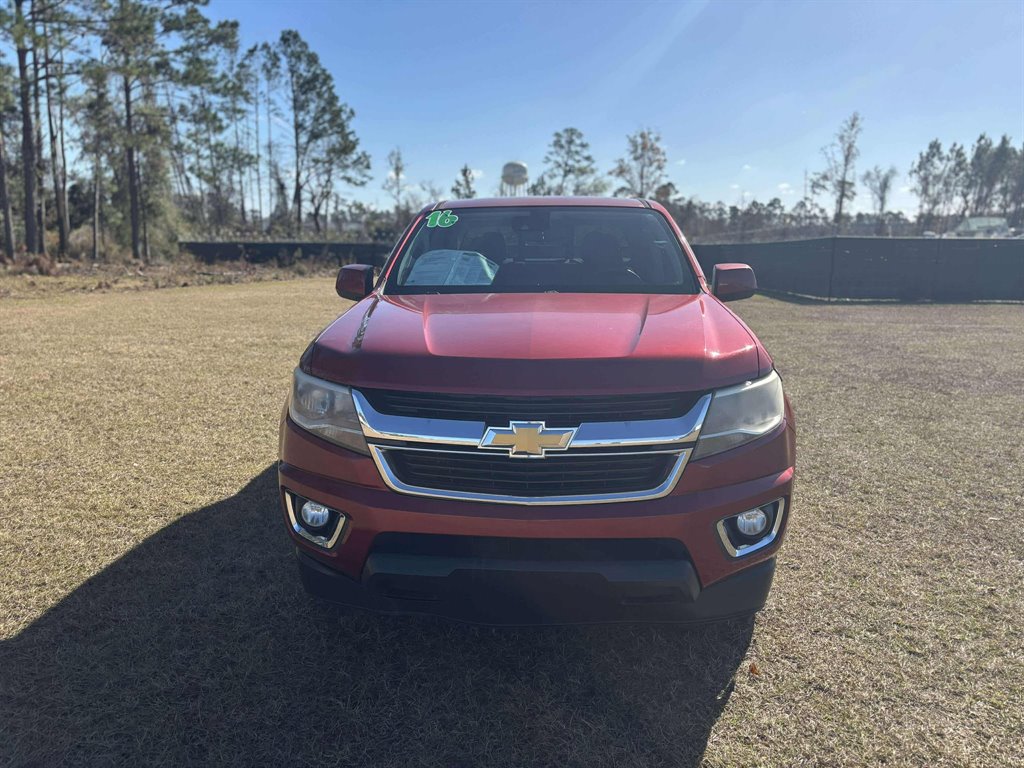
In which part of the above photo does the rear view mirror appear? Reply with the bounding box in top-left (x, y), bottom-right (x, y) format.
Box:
top-left (336, 264), bottom-right (376, 301)
top-left (712, 263), bottom-right (757, 302)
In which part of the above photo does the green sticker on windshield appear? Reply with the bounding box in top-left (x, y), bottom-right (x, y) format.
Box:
top-left (426, 209), bottom-right (458, 228)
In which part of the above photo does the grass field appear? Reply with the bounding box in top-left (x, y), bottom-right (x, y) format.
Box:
top-left (1, 282), bottom-right (1022, 767)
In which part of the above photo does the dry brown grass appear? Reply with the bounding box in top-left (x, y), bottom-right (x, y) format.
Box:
top-left (0, 258), bottom-right (338, 299)
top-left (0, 285), bottom-right (1021, 766)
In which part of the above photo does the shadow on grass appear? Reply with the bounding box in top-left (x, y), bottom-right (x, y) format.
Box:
top-left (0, 465), bottom-right (753, 767)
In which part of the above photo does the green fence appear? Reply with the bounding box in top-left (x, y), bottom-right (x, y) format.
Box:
top-left (180, 237), bottom-right (1024, 301)
top-left (692, 237), bottom-right (1024, 301)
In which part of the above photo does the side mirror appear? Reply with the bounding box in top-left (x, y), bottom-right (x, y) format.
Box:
top-left (712, 263), bottom-right (757, 302)
top-left (336, 264), bottom-right (376, 301)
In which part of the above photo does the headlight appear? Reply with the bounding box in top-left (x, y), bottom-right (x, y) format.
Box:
top-left (693, 370), bottom-right (784, 459)
top-left (288, 368), bottom-right (369, 455)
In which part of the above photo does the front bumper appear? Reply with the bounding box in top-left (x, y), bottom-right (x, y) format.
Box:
top-left (279, 412), bottom-right (795, 624)
top-left (297, 546), bottom-right (776, 625)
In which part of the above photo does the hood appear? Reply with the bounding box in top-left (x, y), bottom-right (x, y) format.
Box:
top-left (310, 292), bottom-right (763, 395)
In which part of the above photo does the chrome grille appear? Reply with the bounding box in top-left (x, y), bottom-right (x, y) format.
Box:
top-left (382, 448), bottom-right (675, 498)
top-left (353, 389), bottom-right (712, 505)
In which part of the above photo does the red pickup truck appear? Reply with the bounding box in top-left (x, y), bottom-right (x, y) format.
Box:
top-left (279, 197), bottom-right (795, 624)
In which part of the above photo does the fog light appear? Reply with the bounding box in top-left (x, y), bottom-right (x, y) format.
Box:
top-left (285, 491), bottom-right (347, 549)
top-left (716, 499), bottom-right (785, 558)
top-left (736, 508), bottom-right (769, 537)
top-left (300, 501), bottom-right (331, 529)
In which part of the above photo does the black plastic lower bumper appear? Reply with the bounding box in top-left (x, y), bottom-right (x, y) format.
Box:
top-left (296, 549), bottom-right (775, 626)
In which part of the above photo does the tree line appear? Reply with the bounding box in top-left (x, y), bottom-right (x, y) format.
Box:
top-left (518, 117), bottom-right (1022, 242)
top-left (0, 1), bottom-right (1021, 268)
top-left (0, 0), bottom-right (370, 265)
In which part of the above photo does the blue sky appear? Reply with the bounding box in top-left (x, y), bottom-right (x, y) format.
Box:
top-left (208, 0), bottom-right (1024, 213)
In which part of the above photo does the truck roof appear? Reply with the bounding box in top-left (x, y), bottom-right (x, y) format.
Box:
top-left (422, 196), bottom-right (649, 212)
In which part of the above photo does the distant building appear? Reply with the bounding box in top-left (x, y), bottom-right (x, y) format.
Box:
top-left (952, 217), bottom-right (1010, 238)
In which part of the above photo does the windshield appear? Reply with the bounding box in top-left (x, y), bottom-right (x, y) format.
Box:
top-left (384, 206), bottom-right (699, 295)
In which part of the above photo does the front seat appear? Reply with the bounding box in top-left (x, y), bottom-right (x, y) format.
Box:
top-left (464, 232), bottom-right (507, 264)
top-left (578, 231), bottom-right (642, 285)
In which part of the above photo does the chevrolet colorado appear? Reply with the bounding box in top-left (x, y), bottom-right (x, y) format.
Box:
top-left (279, 197), bottom-right (795, 624)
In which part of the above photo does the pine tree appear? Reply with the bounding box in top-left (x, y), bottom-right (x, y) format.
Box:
top-left (451, 164), bottom-right (476, 199)
top-left (611, 129), bottom-right (667, 198)
top-left (534, 127), bottom-right (606, 196)
top-left (273, 29), bottom-right (369, 235)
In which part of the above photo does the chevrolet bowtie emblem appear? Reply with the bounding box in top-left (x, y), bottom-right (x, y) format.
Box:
top-left (479, 421), bottom-right (577, 458)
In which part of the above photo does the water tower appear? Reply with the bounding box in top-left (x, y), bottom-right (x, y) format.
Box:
top-left (500, 161), bottom-right (529, 196)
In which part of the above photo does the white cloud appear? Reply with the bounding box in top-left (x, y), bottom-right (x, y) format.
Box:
top-left (730, 183), bottom-right (740, 190)
top-left (899, 185), bottom-right (912, 193)
top-left (742, 164), bottom-right (754, 172)
top-left (777, 182), bottom-right (795, 196)
top-left (471, 169), bottom-right (485, 180)
top-left (676, 159), bottom-right (687, 166)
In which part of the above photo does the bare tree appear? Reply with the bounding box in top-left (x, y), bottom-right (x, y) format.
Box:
top-left (862, 165), bottom-right (897, 235)
top-left (382, 147), bottom-right (406, 219)
top-left (420, 180), bottom-right (444, 203)
top-left (610, 128), bottom-right (667, 197)
top-left (811, 112), bottom-right (862, 233)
